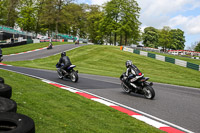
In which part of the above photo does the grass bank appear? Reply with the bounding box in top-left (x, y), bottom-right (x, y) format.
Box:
top-left (0, 69), bottom-right (163, 133)
top-left (4, 45), bottom-right (200, 88)
top-left (2, 42), bottom-right (74, 55)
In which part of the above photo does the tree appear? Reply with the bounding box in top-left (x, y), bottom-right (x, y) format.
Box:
top-left (194, 42), bottom-right (200, 52)
top-left (0, 0), bottom-right (20, 27)
top-left (63, 3), bottom-right (87, 37)
top-left (0, 0), bottom-right (8, 25)
top-left (38, 0), bottom-right (74, 37)
top-left (17, 0), bottom-right (37, 32)
top-left (169, 29), bottom-right (185, 50)
top-left (103, 0), bottom-right (121, 45)
top-left (118, 0), bottom-right (141, 45)
top-left (158, 26), bottom-right (171, 51)
top-left (142, 27), bottom-right (159, 48)
top-left (86, 5), bottom-right (103, 44)
top-left (102, 0), bottom-right (141, 45)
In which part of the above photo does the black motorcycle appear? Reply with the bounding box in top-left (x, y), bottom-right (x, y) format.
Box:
top-left (0, 55), bottom-right (3, 62)
top-left (56, 63), bottom-right (78, 82)
top-left (75, 40), bottom-right (79, 45)
top-left (120, 72), bottom-right (155, 99)
top-left (47, 43), bottom-right (53, 50)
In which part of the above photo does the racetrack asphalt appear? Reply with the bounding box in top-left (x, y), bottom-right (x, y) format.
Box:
top-left (0, 44), bottom-right (199, 133)
top-left (3, 44), bottom-right (87, 61)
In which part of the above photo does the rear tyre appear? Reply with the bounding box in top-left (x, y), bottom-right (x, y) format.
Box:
top-left (121, 83), bottom-right (131, 94)
top-left (0, 97), bottom-right (17, 112)
top-left (0, 77), bottom-right (4, 83)
top-left (0, 83), bottom-right (12, 99)
top-left (70, 71), bottom-right (78, 82)
top-left (0, 112), bottom-right (35, 133)
top-left (143, 86), bottom-right (155, 99)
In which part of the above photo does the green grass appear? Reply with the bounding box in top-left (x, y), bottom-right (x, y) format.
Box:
top-left (145, 50), bottom-right (200, 65)
top-left (4, 45), bottom-right (200, 88)
top-left (0, 69), bottom-right (163, 133)
top-left (2, 42), bottom-right (74, 55)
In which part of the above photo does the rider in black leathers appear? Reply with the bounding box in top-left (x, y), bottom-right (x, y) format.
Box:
top-left (0, 47), bottom-right (3, 62)
top-left (124, 60), bottom-right (142, 89)
top-left (58, 52), bottom-right (72, 75)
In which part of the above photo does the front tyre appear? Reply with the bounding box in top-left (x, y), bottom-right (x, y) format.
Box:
top-left (121, 83), bottom-right (131, 94)
top-left (143, 86), bottom-right (155, 99)
top-left (57, 69), bottom-right (63, 79)
top-left (70, 71), bottom-right (78, 82)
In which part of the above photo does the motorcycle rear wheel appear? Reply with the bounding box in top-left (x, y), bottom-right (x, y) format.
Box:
top-left (121, 83), bottom-right (131, 94)
top-left (143, 86), bottom-right (155, 99)
top-left (70, 71), bottom-right (78, 82)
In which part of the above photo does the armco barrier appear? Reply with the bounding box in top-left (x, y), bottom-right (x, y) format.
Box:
top-left (133, 49), bottom-right (140, 54)
top-left (175, 59), bottom-right (187, 67)
top-left (0, 41), bottom-right (27, 48)
top-left (121, 46), bottom-right (200, 71)
top-left (156, 54), bottom-right (165, 62)
top-left (165, 57), bottom-right (175, 64)
top-left (187, 62), bottom-right (199, 71)
top-left (148, 53), bottom-right (156, 59)
top-left (140, 51), bottom-right (148, 56)
top-left (123, 47), bottom-right (133, 53)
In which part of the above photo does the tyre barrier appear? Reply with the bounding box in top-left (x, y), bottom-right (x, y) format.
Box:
top-left (0, 97), bottom-right (17, 113)
top-left (0, 83), bottom-right (12, 99)
top-left (0, 112), bottom-right (35, 133)
top-left (0, 77), bottom-right (4, 83)
top-left (0, 77), bottom-right (35, 133)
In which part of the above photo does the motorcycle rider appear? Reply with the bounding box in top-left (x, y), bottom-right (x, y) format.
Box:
top-left (124, 60), bottom-right (142, 89)
top-left (47, 37), bottom-right (53, 49)
top-left (57, 52), bottom-right (72, 76)
top-left (0, 47), bottom-right (3, 62)
top-left (75, 36), bottom-right (79, 45)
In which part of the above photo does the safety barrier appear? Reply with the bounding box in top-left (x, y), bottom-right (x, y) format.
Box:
top-left (121, 47), bottom-right (200, 71)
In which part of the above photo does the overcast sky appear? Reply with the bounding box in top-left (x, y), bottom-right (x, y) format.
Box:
top-left (78, 0), bottom-right (200, 49)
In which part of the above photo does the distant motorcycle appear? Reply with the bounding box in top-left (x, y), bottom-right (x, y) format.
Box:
top-left (47, 43), bottom-right (53, 50)
top-left (0, 55), bottom-right (3, 62)
top-left (56, 63), bottom-right (78, 82)
top-left (75, 40), bottom-right (79, 45)
top-left (120, 72), bottom-right (155, 99)
top-left (0, 48), bottom-right (3, 62)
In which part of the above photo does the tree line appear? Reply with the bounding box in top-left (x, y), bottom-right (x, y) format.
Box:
top-left (142, 26), bottom-right (186, 51)
top-left (0, 0), bottom-right (190, 50)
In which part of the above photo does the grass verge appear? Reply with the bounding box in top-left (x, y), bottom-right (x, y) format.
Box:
top-left (2, 42), bottom-right (74, 55)
top-left (4, 45), bottom-right (200, 88)
top-left (0, 69), bottom-right (163, 133)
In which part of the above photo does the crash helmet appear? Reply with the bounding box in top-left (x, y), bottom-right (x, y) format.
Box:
top-left (61, 52), bottom-right (66, 57)
top-left (125, 60), bottom-right (132, 68)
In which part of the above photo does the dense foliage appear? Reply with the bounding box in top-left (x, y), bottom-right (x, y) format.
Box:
top-left (0, 0), bottom-right (192, 49)
top-left (194, 42), bottom-right (200, 52)
top-left (0, 0), bottom-right (141, 45)
top-left (142, 26), bottom-right (185, 50)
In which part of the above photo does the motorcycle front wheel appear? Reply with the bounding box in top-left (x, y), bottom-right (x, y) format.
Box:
top-left (121, 83), bottom-right (131, 94)
top-left (57, 69), bottom-right (63, 79)
top-left (70, 71), bottom-right (78, 82)
top-left (143, 86), bottom-right (155, 99)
